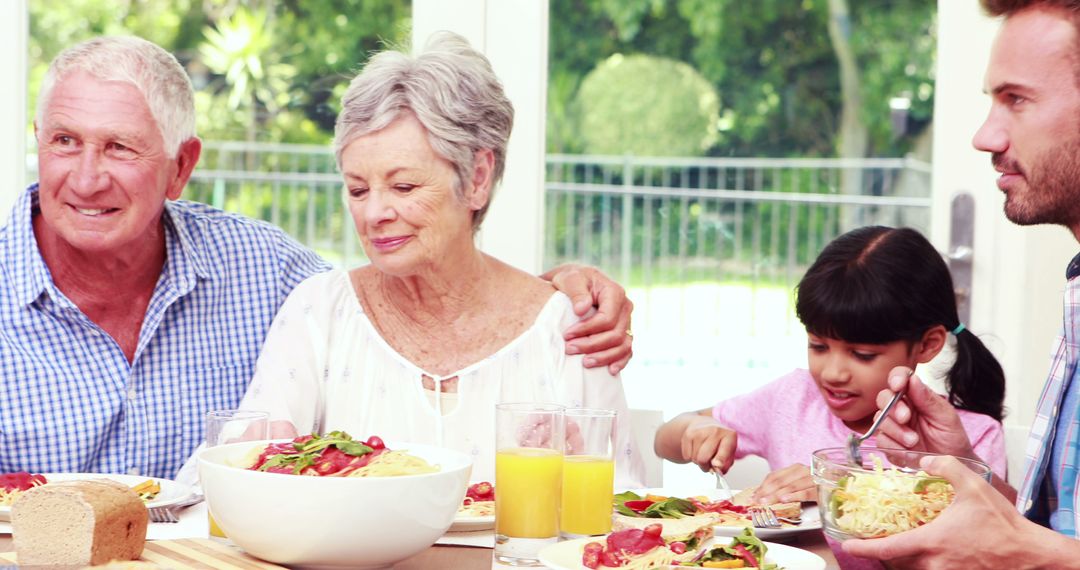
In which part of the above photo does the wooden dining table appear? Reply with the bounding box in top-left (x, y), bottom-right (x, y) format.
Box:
top-left (0, 528), bottom-right (839, 569)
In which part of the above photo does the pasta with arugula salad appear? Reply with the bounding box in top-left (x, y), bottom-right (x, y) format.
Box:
top-left (247, 432), bottom-right (438, 477)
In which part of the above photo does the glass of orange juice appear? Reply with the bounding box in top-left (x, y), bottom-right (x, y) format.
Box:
top-left (494, 402), bottom-right (565, 566)
top-left (205, 409), bottom-right (269, 538)
top-left (561, 408), bottom-right (616, 538)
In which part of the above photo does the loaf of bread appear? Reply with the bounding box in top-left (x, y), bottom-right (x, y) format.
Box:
top-left (12, 479), bottom-right (148, 566)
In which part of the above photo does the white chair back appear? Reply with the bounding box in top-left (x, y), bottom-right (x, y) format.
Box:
top-left (1004, 422), bottom-right (1031, 485)
top-left (721, 455), bottom-right (771, 491)
top-left (629, 408), bottom-right (664, 488)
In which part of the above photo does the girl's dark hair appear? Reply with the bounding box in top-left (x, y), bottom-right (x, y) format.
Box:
top-left (795, 226), bottom-right (1006, 421)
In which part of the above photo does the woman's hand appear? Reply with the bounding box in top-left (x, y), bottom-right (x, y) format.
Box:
top-left (269, 420), bottom-right (299, 440)
top-left (871, 367), bottom-right (977, 461)
top-left (752, 464), bottom-right (816, 504)
top-left (541, 263), bottom-right (633, 374)
top-left (680, 416), bottom-right (738, 474)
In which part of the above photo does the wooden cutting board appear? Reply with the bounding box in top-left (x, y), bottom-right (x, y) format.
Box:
top-left (0, 538), bottom-right (289, 569)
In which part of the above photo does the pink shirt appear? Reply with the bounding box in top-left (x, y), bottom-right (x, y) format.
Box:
top-left (711, 368), bottom-right (1006, 570)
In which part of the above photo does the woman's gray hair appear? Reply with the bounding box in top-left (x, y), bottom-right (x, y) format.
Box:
top-left (334, 31), bottom-right (515, 229)
top-left (36, 36), bottom-right (196, 158)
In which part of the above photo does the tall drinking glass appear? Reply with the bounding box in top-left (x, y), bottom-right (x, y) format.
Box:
top-left (560, 408), bottom-right (616, 538)
top-left (494, 403), bottom-right (565, 566)
top-left (205, 409), bottom-right (269, 538)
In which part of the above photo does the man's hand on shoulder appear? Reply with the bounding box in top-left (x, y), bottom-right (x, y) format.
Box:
top-left (541, 263), bottom-right (633, 375)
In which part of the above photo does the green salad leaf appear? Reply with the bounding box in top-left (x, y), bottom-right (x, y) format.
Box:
top-left (612, 490), bottom-right (697, 518)
top-left (256, 431), bottom-right (374, 474)
top-left (684, 528), bottom-right (780, 569)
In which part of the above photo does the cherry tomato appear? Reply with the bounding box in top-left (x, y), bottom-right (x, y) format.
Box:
top-left (467, 481), bottom-right (495, 502)
top-left (365, 435), bottom-right (385, 450)
top-left (600, 549), bottom-right (625, 567)
top-left (582, 542), bottom-right (603, 569)
top-left (623, 499), bottom-right (655, 512)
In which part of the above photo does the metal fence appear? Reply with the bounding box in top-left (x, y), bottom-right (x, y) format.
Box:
top-left (186, 141), bottom-right (356, 264)
top-left (543, 154), bottom-right (932, 343)
top-left (544, 154), bottom-right (932, 288)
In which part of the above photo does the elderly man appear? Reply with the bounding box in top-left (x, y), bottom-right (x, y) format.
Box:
top-left (843, 1), bottom-right (1080, 568)
top-left (0, 36), bottom-right (632, 480)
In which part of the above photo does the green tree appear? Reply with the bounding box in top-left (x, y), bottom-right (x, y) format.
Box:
top-left (576, 53), bottom-right (719, 156)
top-left (199, 6), bottom-right (297, 145)
top-left (548, 0), bottom-right (936, 159)
top-left (274, 0), bottom-right (411, 134)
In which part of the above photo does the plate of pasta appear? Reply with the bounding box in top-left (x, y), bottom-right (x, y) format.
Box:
top-left (0, 472), bottom-right (195, 521)
top-left (244, 432), bottom-right (440, 477)
top-left (451, 481), bottom-right (495, 531)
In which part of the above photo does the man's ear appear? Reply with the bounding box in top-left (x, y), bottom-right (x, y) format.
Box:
top-left (166, 137), bottom-right (202, 201)
top-left (914, 325), bottom-right (948, 363)
top-left (465, 148), bottom-right (495, 211)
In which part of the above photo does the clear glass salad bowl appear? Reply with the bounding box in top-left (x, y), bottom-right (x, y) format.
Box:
top-left (811, 446), bottom-right (991, 541)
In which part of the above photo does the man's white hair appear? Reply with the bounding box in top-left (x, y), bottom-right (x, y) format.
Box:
top-left (36, 36), bottom-right (196, 157)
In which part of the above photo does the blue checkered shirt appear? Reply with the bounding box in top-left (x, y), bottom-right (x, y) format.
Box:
top-left (1016, 252), bottom-right (1080, 537)
top-left (0, 184), bottom-right (329, 479)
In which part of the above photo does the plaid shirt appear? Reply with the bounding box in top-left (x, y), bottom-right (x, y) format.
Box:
top-left (1016, 252), bottom-right (1080, 537)
top-left (0, 185), bottom-right (329, 479)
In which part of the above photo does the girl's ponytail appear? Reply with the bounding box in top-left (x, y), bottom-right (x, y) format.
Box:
top-left (947, 327), bottom-right (1006, 421)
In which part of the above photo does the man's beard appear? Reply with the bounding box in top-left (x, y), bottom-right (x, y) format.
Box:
top-left (995, 137), bottom-right (1080, 227)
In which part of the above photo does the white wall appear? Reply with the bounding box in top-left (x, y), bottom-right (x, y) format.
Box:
top-left (412, 0), bottom-right (549, 274)
top-left (934, 1), bottom-right (1077, 479)
top-left (0, 0), bottom-right (28, 215)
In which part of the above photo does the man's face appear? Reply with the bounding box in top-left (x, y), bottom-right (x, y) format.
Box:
top-left (972, 7), bottom-right (1080, 233)
top-left (34, 71), bottom-right (189, 258)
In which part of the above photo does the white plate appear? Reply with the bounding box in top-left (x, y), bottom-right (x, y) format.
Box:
top-left (449, 512), bottom-right (495, 532)
top-left (0, 473), bottom-right (195, 522)
top-left (623, 488), bottom-right (822, 540)
top-left (539, 536), bottom-right (826, 570)
top-left (712, 502), bottom-right (822, 540)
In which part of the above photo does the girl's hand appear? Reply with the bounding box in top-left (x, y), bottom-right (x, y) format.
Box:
top-left (753, 464), bottom-right (816, 504)
top-left (680, 417), bottom-right (737, 473)
top-left (269, 420), bottom-right (298, 439)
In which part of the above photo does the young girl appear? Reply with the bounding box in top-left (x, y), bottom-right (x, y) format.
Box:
top-left (654, 226), bottom-right (1007, 569)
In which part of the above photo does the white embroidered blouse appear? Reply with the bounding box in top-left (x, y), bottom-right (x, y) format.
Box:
top-left (236, 270), bottom-right (646, 488)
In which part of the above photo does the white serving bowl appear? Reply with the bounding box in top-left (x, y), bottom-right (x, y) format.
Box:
top-left (198, 439), bottom-right (472, 569)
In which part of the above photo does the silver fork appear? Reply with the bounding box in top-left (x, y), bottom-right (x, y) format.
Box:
top-left (147, 506), bottom-right (179, 523)
top-left (147, 492), bottom-right (205, 524)
top-left (847, 370), bottom-right (912, 467)
top-left (713, 469), bottom-right (735, 501)
top-left (749, 505), bottom-right (781, 529)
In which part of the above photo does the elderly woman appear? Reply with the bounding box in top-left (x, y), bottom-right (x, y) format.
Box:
top-left (234, 32), bottom-right (645, 487)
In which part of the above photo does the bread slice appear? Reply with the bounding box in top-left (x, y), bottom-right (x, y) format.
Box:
top-left (731, 487), bottom-right (802, 519)
top-left (12, 479), bottom-right (148, 566)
